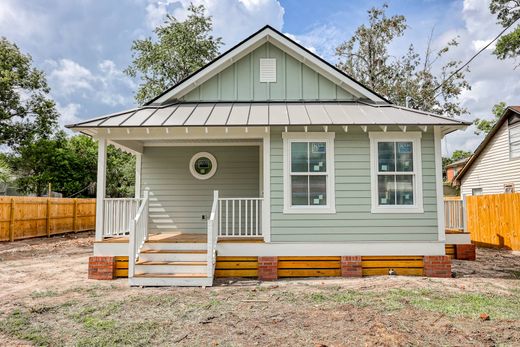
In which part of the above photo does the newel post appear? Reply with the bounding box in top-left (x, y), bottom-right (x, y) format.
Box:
top-left (95, 138), bottom-right (107, 241)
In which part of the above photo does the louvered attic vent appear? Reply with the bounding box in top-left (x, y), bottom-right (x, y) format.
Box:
top-left (259, 58), bottom-right (276, 82)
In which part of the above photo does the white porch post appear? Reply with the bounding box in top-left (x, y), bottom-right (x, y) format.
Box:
top-left (95, 137), bottom-right (107, 241)
top-left (434, 126), bottom-right (446, 243)
top-left (135, 153), bottom-right (142, 199)
top-left (262, 130), bottom-right (271, 242)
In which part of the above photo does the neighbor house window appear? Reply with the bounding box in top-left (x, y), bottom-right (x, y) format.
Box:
top-left (282, 132), bottom-right (335, 214)
top-left (472, 188), bottom-right (483, 196)
top-left (509, 120), bottom-right (520, 159)
top-left (369, 132), bottom-right (423, 213)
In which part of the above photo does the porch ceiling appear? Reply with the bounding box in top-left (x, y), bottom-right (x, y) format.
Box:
top-left (66, 101), bottom-right (470, 130)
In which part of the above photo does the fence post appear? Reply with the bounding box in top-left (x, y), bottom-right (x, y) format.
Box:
top-left (73, 198), bottom-right (78, 232)
top-left (9, 198), bottom-right (15, 242)
top-left (46, 198), bottom-right (51, 237)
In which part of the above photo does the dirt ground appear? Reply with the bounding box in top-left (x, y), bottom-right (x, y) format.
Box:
top-left (0, 232), bottom-right (519, 346)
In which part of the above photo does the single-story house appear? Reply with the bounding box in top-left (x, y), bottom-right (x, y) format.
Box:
top-left (68, 26), bottom-right (470, 286)
top-left (455, 106), bottom-right (520, 195)
top-left (445, 157), bottom-right (469, 185)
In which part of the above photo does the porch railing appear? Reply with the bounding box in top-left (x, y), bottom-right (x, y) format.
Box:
top-left (128, 191), bottom-right (149, 278)
top-left (218, 197), bottom-right (262, 237)
top-left (444, 197), bottom-right (464, 232)
top-left (207, 191), bottom-right (219, 279)
top-left (103, 198), bottom-right (141, 237)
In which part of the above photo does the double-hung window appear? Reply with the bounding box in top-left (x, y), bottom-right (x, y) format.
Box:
top-left (509, 117), bottom-right (520, 159)
top-left (369, 132), bottom-right (423, 213)
top-left (283, 132), bottom-right (335, 213)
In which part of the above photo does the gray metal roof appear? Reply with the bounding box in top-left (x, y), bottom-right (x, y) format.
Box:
top-left (67, 102), bottom-right (470, 128)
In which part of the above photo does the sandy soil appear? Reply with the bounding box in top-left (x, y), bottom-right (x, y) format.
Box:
top-left (0, 233), bottom-right (519, 346)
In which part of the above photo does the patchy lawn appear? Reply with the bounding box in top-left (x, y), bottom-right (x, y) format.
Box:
top-left (1, 233), bottom-right (519, 346)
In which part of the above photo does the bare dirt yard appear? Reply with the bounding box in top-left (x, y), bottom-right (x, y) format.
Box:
top-left (1, 232), bottom-right (519, 346)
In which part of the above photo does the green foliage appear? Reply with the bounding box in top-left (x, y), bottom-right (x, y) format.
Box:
top-left (490, 0), bottom-right (520, 65)
top-left (7, 133), bottom-right (135, 197)
top-left (0, 154), bottom-right (13, 184)
top-left (0, 37), bottom-right (58, 147)
top-left (474, 101), bottom-right (507, 135)
top-left (451, 149), bottom-right (472, 162)
top-left (335, 4), bottom-right (470, 117)
top-left (125, 4), bottom-right (223, 104)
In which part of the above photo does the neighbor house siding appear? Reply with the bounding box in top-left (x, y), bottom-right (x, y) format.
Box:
top-left (181, 43), bottom-right (356, 102)
top-left (461, 122), bottom-right (520, 196)
top-left (141, 146), bottom-right (260, 233)
top-left (269, 127), bottom-right (438, 242)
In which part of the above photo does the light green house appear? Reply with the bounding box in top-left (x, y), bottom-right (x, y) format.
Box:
top-left (68, 26), bottom-right (469, 286)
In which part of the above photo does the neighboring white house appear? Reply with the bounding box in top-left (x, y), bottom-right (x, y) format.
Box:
top-left (68, 26), bottom-right (469, 286)
top-left (456, 106), bottom-right (520, 196)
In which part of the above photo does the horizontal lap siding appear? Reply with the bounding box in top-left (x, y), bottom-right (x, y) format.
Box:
top-left (461, 122), bottom-right (520, 195)
top-left (142, 146), bottom-right (259, 233)
top-left (270, 127), bottom-right (438, 242)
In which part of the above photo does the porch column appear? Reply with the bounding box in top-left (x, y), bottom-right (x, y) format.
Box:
top-left (434, 126), bottom-right (446, 243)
top-left (95, 137), bottom-right (107, 241)
top-left (262, 130), bottom-right (271, 242)
top-left (134, 153), bottom-right (142, 199)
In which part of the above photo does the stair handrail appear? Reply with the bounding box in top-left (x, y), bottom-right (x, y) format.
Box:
top-left (128, 190), bottom-right (149, 279)
top-left (207, 190), bottom-right (219, 279)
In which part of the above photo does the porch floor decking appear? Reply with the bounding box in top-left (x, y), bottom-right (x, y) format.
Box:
top-left (97, 232), bottom-right (263, 243)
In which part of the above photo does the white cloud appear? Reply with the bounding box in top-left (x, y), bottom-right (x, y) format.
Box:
top-left (56, 102), bottom-right (82, 128)
top-left (0, 0), bottom-right (49, 41)
top-left (47, 58), bottom-right (136, 109)
top-left (286, 25), bottom-right (344, 61)
top-left (145, 0), bottom-right (284, 47)
top-left (47, 59), bottom-right (95, 96)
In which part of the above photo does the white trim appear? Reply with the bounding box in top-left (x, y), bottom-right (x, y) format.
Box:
top-left (434, 127), bottom-right (445, 241)
top-left (135, 153), bottom-right (142, 199)
top-left (262, 131), bottom-right (271, 242)
top-left (369, 132), bottom-right (424, 213)
top-left (445, 233), bottom-right (471, 245)
top-left (217, 241), bottom-right (445, 256)
top-left (95, 138), bottom-right (107, 241)
top-left (189, 152), bottom-right (218, 180)
top-left (153, 27), bottom-right (386, 104)
top-left (94, 240), bottom-right (446, 257)
top-left (144, 140), bottom-right (261, 147)
top-left (282, 132), bottom-right (336, 214)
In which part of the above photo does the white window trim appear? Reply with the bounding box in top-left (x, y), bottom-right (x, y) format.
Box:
top-left (509, 122), bottom-right (520, 160)
top-left (282, 132), bottom-right (336, 214)
top-left (189, 152), bottom-right (217, 180)
top-left (369, 132), bottom-right (424, 213)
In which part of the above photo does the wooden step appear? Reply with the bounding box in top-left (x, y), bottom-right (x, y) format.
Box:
top-left (140, 250), bottom-right (206, 254)
top-left (136, 260), bottom-right (206, 266)
top-left (134, 273), bottom-right (208, 278)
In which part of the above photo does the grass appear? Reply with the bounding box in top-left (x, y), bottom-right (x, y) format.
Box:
top-left (1, 285), bottom-right (519, 346)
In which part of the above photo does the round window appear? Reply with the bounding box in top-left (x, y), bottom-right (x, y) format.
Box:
top-left (189, 152), bottom-right (217, 180)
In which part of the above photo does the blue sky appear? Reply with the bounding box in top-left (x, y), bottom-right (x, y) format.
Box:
top-left (1, 0), bottom-right (518, 155)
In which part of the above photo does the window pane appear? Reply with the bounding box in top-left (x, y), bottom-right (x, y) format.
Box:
top-left (511, 142), bottom-right (520, 158)
top-left (291, 142), bottom-right (308, 172)
top-left (396, 142), bottom-right (413, 172)
top-left (309, 175), bottom-right (326, 205)
top-left (291, 176), bottom-right (308, 205)
top-left (378, 175), bottom-right (395, 205)
top-left (396, 175), bottom-right (414, 205)
top-left (378, 142), bottom-right (395, 172)
top-left (309, 142), bottom-right (327, 172)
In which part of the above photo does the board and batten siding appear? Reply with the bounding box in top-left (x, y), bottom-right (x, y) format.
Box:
top-left (270, 127), bottom-right (439, 242)
top-left (461, 121), bottom-right (520, 196)
top-left (141, 146), bottom-right (260, 233)
top-left (181, 42), bottom-right (356, 102)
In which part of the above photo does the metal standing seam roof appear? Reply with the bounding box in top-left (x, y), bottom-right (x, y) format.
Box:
top-left (66, 102), bottom-right (470, 129)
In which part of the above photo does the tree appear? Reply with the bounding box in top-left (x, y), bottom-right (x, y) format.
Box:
top-left (450, 150), bottom-right (472, 162)
top-left (7, 133), bottom-right (135, 197)
top-left (490, 0), bottom-right (520, 66)
top-left (125, 4), bottom-right (223, 104)
top-left (0, 155), bottom-right (13, 184)
top-left (474, 101), bottom-right (507, 135)
top-left (335, 4), bottom-right (470, 117)
top-left (0, 37), bottom-right (58, 147)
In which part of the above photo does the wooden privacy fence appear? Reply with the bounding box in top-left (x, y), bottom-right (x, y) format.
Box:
top-left (0, 197), bottom-right (96, 242)
top-left (466, 193), bottom-right (520, 251)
